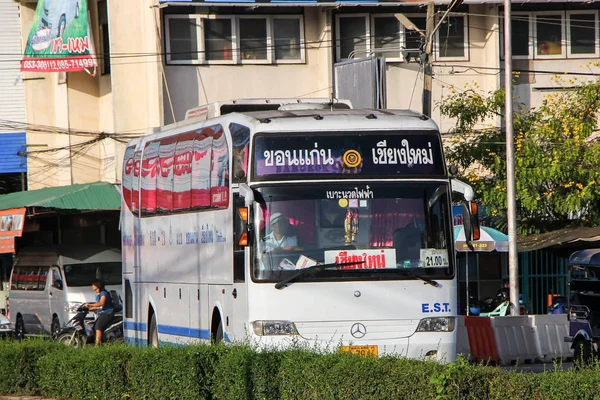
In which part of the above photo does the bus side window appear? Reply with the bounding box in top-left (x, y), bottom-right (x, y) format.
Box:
top-left (233, 194), bottom-right (245, 283)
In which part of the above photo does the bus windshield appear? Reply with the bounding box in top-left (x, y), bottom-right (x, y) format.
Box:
top-left (252, 182), bottom-right (454, 283)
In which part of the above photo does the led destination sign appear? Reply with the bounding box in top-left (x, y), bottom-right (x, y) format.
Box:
top-left (253, 132), bottom-right (446, 179)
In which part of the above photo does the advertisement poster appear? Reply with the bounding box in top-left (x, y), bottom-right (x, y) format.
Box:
top-left (0, 208), bottom-right (26, 254)
top-left (122, 146), bottom-right (135, 212)
top-left (210, 129), bottom-right (230, 208)
top-left (173, 133), bottom-right (194, 210)
top-left (141, 141), bottom-right (160, 214)
top-left (191, 128), bottom-right (214, 208)
top-left (21, 0), bottom-right (97, 73)
top-left (157, 138), bottom-right (176, 212)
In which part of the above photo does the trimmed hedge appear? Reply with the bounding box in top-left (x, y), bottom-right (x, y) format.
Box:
top-left (1, 338), bottom-right (600, 400)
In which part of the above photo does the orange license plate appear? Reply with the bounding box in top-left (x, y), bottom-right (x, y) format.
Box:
top-left (341, 345), bottom-right (378, 357)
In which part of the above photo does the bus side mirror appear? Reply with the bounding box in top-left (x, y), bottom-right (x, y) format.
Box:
top-left (462, 201), bottom-right (480, 243)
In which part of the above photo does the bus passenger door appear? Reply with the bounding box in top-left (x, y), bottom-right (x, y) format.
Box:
top-left (230, 193), bottom-right (248, 341)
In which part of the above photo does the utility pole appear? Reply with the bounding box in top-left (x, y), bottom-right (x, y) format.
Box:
top-left (504, 0), bottom-right (520, 315)
top-left (398, 0), bottom-right (463, 118)
top-left (422, 3), bottom-right (435, 118)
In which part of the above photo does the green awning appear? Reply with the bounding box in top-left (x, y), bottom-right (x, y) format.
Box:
top-left (0, 181), bottom-right (121, 211)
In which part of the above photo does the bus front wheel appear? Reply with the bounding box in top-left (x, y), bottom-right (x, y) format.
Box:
top-left (148, 314), bottom-right (159, 348)
top-left (574, 338), bottom-right (592, 367)
top-left (215, 323), bottom-right (223, 344)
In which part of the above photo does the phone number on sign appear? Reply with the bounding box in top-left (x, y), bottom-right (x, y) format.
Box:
top-left (22, 58), bottom-right (95, 71)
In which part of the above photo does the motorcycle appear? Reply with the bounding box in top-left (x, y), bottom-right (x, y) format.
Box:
top-left (55, 305), bottom-right (123, 347)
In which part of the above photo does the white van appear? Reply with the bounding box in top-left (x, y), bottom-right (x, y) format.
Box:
top-left (8, 245), bottom-right (122, 339)
top-left (41, 0), bottom-right (81, 38)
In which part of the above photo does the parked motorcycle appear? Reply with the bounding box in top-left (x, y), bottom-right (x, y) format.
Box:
top-left (467, 288), bottom-right (530, 316)
top-left (55, 305), bottom-right (123, 347)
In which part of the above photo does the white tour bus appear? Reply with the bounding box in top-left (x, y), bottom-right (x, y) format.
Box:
top-left (121, 102), bottom-right (477, 361)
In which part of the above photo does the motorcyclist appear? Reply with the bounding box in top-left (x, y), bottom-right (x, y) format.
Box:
top-left (83, 280), bottom-right (114, 346)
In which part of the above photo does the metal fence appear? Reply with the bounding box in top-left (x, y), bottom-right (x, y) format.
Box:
top-left (519, 250), bottom-right (569, 314)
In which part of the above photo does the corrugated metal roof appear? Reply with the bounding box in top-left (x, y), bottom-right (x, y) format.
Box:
top-left (0, 0), bottom-right (25, 124)
top-left (0, 181), bottom-right (121, 211)
top-left (518, 226), bottom-right (600, 252)
top-left (0, 132), bottom-right (26, 173)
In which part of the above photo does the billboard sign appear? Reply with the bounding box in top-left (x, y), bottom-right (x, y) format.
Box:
top-left (21, 0), bottom-right (97, 73)
top-left (0, 208), bottom-right (26, 254)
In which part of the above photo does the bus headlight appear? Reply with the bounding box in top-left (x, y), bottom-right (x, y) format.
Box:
top-left (66, 302), bottom-right (82, 313)
top-left (416, 317), bottom-right (455, 332)
top-left (251, 320), bottom-right (298, 336)
top-left (0, 322), bottom-right (10, 330)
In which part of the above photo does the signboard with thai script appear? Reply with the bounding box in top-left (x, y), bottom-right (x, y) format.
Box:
top-left (324, 249), bottom-right (397, 269)
top-left (21, 0), bottom-right (97, 73)
top-left (253, 132), bottom-right (445, 179)
top-left (0, 208), bottom-right (26, 254)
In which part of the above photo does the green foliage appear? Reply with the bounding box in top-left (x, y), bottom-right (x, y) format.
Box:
top-left (439, 75), bottom-right (600, 234)
top-left (37, 344), bottom-right (130, 400)
top-left (3, 340), bottom-right (600, 399)
top-left (0, 337), bottom-right (64, 395)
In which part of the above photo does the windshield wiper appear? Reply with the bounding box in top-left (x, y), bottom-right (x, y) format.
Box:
top-left (396, 269), bottom-right (440, 287)
top-left (275, 261), bottom-right (365, 290)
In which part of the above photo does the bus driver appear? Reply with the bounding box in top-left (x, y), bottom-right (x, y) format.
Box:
top-left (263, 213), bottom-right (298, 251)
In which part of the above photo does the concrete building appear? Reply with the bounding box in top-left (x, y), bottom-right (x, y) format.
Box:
top-left (0, 0), bottom-right (27, 193)
top-left (16, 0), bottom-right (600, 189)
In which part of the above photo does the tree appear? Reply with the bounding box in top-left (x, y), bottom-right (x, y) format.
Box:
top-left (439, 76), bottom-right (600, 235)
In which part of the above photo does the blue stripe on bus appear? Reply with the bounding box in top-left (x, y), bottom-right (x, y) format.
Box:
top-left (124, 321), bottom-right (147, 332)
top-left (125, 321), bottom-right (212, 340)
top-left (158, 324), bottom-right (211, 339)
top-left (125, 336), bottom-right (147, 346)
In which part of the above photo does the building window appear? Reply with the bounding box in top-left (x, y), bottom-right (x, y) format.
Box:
top-left (336, 13), bottom-right (406, 62)
top-left (535, 13), bottom-right (564, 58)
top-left (403, 16), bottom-right (426, 52)
top-left (166, 16), bottom-right (199, 62)
top-left (437, 15), bottom-right (467, 59)
top-left (337, 15), bottom-right (368, 60)
top-left (504, 11), bottom-right (598, 60)
top-left (239, 18), bottom-right (269, 61)
top-left (567, 11), bottom-right (598, 57)
top-left (203, 17), bottom-right (234, 62)
top-left (512, 14), bottom-right (531, 57)
top-left (165, 14), bottom-right (304, 65)
top-left (273, 17), bottom-right (303, 61)
top-left (372, 16), bottom-right (401, 59)
top-left (98, 0), bottom-right (110, 74)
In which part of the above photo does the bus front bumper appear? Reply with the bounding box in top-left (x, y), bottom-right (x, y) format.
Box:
top-left (244, 330), bottom-right (456, 362)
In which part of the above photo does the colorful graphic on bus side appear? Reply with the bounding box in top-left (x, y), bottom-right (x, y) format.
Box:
top-left (122, 125), bottom-right (230, 215)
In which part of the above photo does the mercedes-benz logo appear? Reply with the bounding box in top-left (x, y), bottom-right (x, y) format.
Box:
top-left (350, 322), bottom-right (367, 339)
